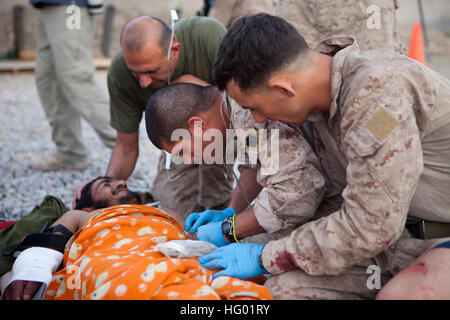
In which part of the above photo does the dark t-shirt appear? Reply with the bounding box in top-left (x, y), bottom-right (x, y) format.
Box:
top-left (107, 17), bottom-right (227, 133)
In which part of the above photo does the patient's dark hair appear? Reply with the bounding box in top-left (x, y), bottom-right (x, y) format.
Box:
top-left (74, 176), bottom-right (111, 210)
top-left (212, 13), bottom-right (310, 92)
top-left (145, 83), bottom-right (219, 149)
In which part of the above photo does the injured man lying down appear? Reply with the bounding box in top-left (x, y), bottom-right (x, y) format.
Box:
top-left (1, 176), bottom-right (272, 300)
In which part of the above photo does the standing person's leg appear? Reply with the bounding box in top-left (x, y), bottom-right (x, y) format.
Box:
top-left (34, 10), bottom-right (58, 137)
top-left (46, 6), bottom-right (116, 150)
top-left (275, 0), bottom-right (402, 52)
top-left (33, 8), bottom-right (88, 170)
top-left (208, 0), bottom-right (237, 28)
top-left (228, 0), bottom-right (275, 28)
top-left (67, 8), bottom-right (116, 149)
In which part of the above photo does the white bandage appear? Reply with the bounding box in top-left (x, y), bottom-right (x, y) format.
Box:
top-left (6, 247), bottom-right (63, 300)
top-left (155, 240), bottom-right (217, 258)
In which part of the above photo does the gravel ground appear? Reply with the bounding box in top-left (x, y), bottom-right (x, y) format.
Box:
top-left (0, 70), bottom-right (161, 221)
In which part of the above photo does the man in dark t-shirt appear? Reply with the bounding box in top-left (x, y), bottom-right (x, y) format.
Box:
top-left (104, 16), bottom-right (234, 215)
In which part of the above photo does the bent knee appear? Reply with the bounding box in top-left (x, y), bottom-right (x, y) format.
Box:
top-left (376, 281), bottom-right (426, 300)
top-left (377, 255), bottom-right (449, 300)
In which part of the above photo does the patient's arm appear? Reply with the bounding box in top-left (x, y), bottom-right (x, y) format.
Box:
top-left (49, 209), bottom-right (98, 234)
top-left (3, 206), bottom-right (188, 300)
top-left (160, 207), bottom-right (185, 226)
top-left (160, 207), bottom-right (196, 240)
top-left (2, 279), bottom-right (41, 300)
top-left (2, 209), bottom-right (97, 300)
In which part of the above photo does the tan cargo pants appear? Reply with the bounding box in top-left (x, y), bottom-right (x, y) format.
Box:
top-left (151, 152), bottom-right (235, 217)
top-left (209, 0), bottom-right (275, 28)
top-left (35, 5), bottom-right (116, 163)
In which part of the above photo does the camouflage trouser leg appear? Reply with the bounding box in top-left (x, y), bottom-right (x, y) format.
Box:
top-left (209, 0), bottom-right (275, 28)
top-left (265, 262), bottom-right (390, 300)
top-left (264, 229), bottom-right (445, 299)
top-left (275, 0), bottom-right (403, 53)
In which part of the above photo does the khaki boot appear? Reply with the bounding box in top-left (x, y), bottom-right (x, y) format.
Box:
top-left (31, 153), bottom-right (88, 171)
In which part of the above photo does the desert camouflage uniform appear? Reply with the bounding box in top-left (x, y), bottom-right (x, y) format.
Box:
top-left (261, 37), bottom-right (450, 299)
top-left (275, 0), bottom-right (403, 53)
top-left (222, 93), bottom-right (326, 239)
top-left (209, 0), bottom-right (275, 28)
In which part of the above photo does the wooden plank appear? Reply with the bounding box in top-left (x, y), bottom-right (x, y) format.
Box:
top-left (93, 58), bottom-right (112, 69)
top-left (0, 60), bottom-right (34, 73)
top-left (0, 58), bottom-right (112, 73)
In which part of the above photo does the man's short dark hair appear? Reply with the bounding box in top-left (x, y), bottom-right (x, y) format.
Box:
top-left (145, 83), bottom-right (219, 149)
top-left (212, 13), bottom-right (310, 92)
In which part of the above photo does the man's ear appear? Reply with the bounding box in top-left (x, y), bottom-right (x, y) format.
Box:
top-left (169, 35), bottom-right (181, 60)
top-left (268, 76), bottom-right (296, 98)
top-left (187, 116), bottom-right (208, 133)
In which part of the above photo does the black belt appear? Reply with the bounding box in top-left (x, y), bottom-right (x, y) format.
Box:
top-left (2, 223), bottom-right (73, 257)
top-left (406, 219), bottom-right (450, 240)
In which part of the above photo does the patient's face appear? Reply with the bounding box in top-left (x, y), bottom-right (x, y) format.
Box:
top-left (90, 177), bottom-right (140, 208)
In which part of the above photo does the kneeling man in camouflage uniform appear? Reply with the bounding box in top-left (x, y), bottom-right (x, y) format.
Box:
top-left (196, 14), bottom-right (450, 299)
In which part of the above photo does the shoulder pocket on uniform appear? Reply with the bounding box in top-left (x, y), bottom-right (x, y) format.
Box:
top-left (344, 107), bottom-right (400, 157)
top-left (344, 124), bottom-right (383, 157)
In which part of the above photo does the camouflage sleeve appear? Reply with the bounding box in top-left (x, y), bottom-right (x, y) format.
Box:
top-left (253, 121), bottom-right (326, 233)
top-left (261, 67), bottom-right (424, 275)
top-left (227, 95), bottom-right (326, 233)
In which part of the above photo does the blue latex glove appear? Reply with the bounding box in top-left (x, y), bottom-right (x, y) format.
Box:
top-left (184, 208), bottom-right (236, 234)
top-left (196, 221), bottom-right (230, 247)
top-left (198, 243), bottom-right (266, 279)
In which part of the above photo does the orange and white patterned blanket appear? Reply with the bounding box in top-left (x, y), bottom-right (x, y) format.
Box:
top-left (44, 205), bottom-right (272, 300)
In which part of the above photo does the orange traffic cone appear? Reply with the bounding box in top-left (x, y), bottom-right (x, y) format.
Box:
top-left (408, 22), bottom-right (426, 64)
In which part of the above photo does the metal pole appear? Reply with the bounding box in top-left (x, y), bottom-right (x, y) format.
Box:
top-left (417, 0), bottom-right (431, 62)
top-left (101, 5), bottom-right (115, 57)
top-left (13, 5), bottom-right (25, 58)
